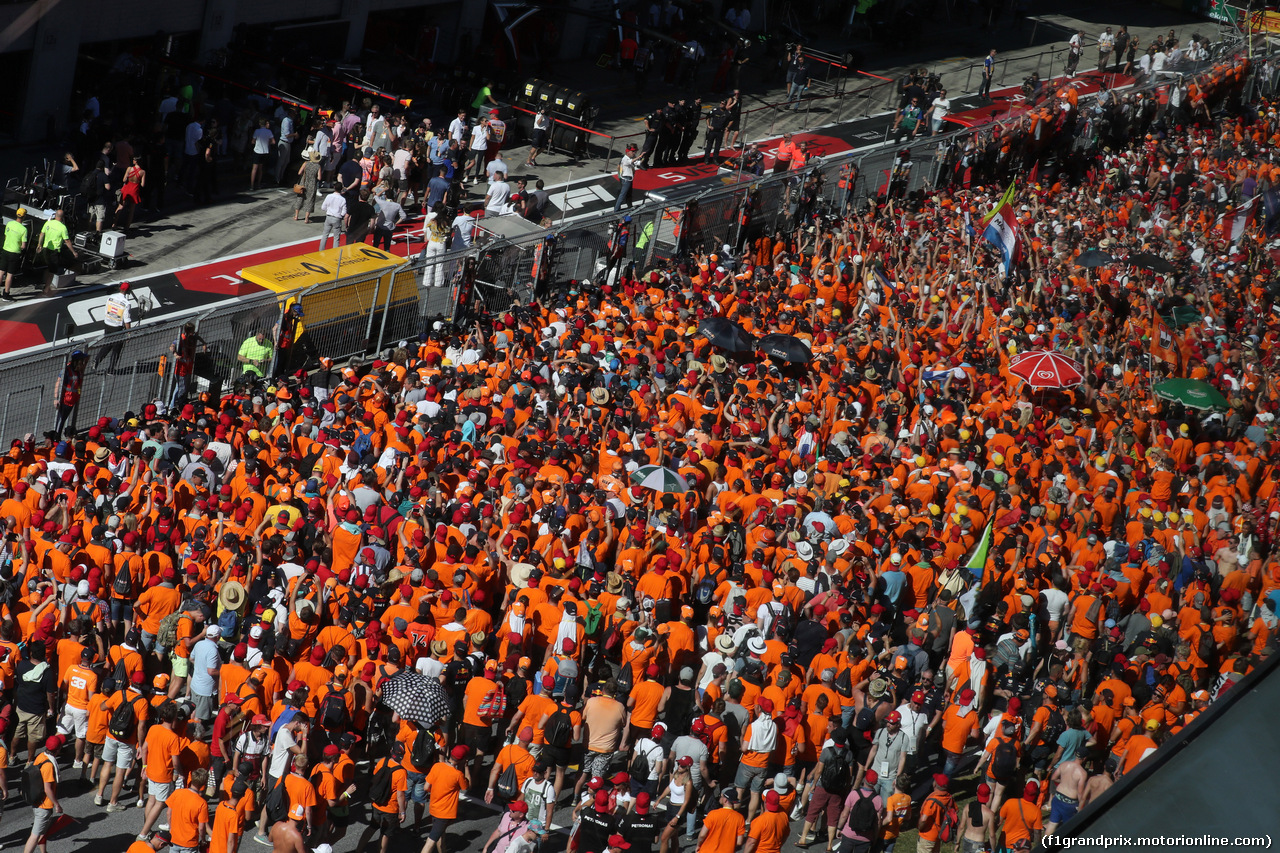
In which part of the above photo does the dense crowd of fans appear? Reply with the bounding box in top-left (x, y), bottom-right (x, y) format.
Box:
top-left (7, 47), bottom-right (1279, 853)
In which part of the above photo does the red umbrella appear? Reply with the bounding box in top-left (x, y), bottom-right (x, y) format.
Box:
top-left (1008, 351), bottom-right (1085, 389)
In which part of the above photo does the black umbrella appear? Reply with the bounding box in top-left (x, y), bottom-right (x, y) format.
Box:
top-left (379, 670), bottom-right (452, 728)
top-left (1074, 248), bottom-right (1115, 268)
top-left (698, 317), bottom-right (756, 352)
top-left (1129, 252), bottom-right (1176, 274)
top-left (757, 332), bottom-right (813, 363)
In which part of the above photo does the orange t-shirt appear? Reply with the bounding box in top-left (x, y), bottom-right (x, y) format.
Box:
top-left (940, 705), bottom-right (980, 754)
top-left (285, 772), bottom-right (318, 821)
top-left (87, 691), bottom-right (112, 744)
top-left (747, 810), bottom-right (791, 853)
top-left (630, 679), bottom-right (665, 729)
top-left (426, 761), bottom-right (466, 819)
top-left (144, 724), bottom-right (183, 783)
top-left (701, 806), bottom-right (746, 853)
top-left (209, 801), bottom-right (244, 853)
top-left (62, 662), bottom-right (98, 710)
top-left (999, 798), bottom-right (1043, 846)
top-left (461, 676), bottom-right (499, 727)
top-left (168, 787), bottom-right (209, 848)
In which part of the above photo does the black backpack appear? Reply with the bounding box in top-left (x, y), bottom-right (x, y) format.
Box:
top-left (22, 757), bottom-right (49, 806)
top-left (320, 689), bottom-right (349, 729)
top-left (113, 558), bottom-right (134, 597)
top-left (495, 762), bottom-right (520, 800)
top-left (629, 742), bottom-right (656, 780)
top-left (544, 708), bottom-right (573, 749)
top-left (264, 772), bottom-right (290, 825)
top-left (819, 746), bottom-right (852, 794)
top-left (411, 729), bottom-right (437, 770)
top-left (369, 759), bottom-right (399, 807)
top-left (834, 668), bottom-right (853, 699)
top-left (846, 787), bottom-right (878, 839)
top-left (1034, 701), bottom-right (1064, 742)
top-left (991, 738), bottom-right (1019, 780)
top-left (108, 691), bottom-right (139, 741)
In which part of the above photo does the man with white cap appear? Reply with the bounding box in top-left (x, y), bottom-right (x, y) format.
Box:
top-left (189, 625), bottom-right (223, 739)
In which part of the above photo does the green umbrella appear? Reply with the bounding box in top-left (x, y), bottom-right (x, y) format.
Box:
top-left (1153, 378), bottom-right (1229, 411)
top-left (1160, 304), bottom-right (1202, 329)
top-left (630, 465), bottom-right (690, 493)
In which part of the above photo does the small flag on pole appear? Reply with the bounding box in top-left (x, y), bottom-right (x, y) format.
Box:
top-left (965, 520), bottom-right (994, 580)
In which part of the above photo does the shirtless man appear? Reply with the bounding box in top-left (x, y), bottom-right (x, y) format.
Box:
top-left (1044, 756), bottom-right (1088, 834)
top-left (271, 817), bottom-right (307, 853)
top-left (1078, 764), bottom-right (1115, 810)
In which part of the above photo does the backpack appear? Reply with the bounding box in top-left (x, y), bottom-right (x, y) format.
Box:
top-left (723, 523), bottom-right (746, 562)
top-left (544, 708), bottom-right (573, 749)
top-left (217, 607), bottom-right (239, 640)
top-left (264, 771), bottom-right (290, 824)
top-left (108, 692), bottom-right (140, 741)
top-left (552, 659), bottom-right (578, 699)
top-left (845, 787), bottom-right (878, 839)
top-left (113, 558), bottom-right (134, 597)
top-left (1040, 707), bottom-right (1067, 749)
top-left (601, 621), bottom-right (623, 655)
top-left (928, 793), bottom-right (960, 843)
top-left (696, 719), bottom-right (723, 752)
top-left (320, 689), bottom-right (349, 729)
top-left (22, 756), bottom-right (50, 806)
top-left (157, 611), bottom-right (184, 651)
top-left (584, 602), bottom-right (604, 638)
top-left (819, 746), bottom-right (852, 794)
top-left (834, 668), bottom-right (853, 699)
top-left (495, 762), bottom-right (520, 800)
top-left (477, 683), bottom-right (507, 722)
top-left (411, 728), bottom-right (438, 770)
top-left (694, 576), bottom-right (716, 606)
top-left (629, 742), bottom-right (656, 780)
top-left (351, 429), bottom-right (374, 459)
top-left (991, 738), bottom-right (1019, 780)
top-left (369, 759), bottom-right (399, 807)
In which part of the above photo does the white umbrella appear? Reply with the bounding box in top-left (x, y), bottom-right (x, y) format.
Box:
top-left (630, 464), bottom-right (690, 493)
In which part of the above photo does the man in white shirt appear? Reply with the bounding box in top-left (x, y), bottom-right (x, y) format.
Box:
top-left (452, 211), bottom-right (477, 248)
top-left (95, 281), bottom-right (136, 370)
top-left (486, 154), bottom-right (509, 184)
top-left (468, 119), bottom-right (490, 182)
top-left (485, 171), bottom-right (512, 216)
top-left (926, 90), bottom-right (951, 136)
top-left (1097, 27), bottom-right (1114, 73)
top-left (1067, 31), bottom-right (1082, 75)
top-left (614, 146), bottom-right (637, 211)
top-left (449, 109), bottom-right (469, 146)
top-left (1151, 48), bottom-right (1168, 76)
top-left (318, 190), bottom-right (348, 251)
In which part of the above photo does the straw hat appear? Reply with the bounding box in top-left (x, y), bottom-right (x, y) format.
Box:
top-left (219, 581), bottom-right (246, 612)
top-left (309, 150), bottom-right (323, 162)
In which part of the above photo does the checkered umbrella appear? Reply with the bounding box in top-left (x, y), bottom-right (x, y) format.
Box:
top-left (379, 670), bottom-right (452, 728)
